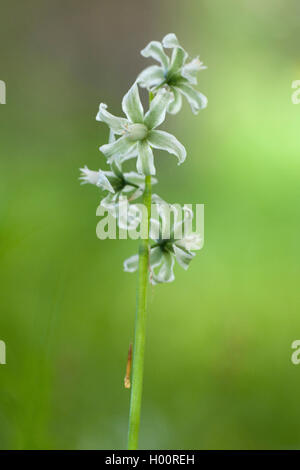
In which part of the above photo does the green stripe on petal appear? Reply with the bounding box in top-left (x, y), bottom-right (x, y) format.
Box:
top-left (96, 103), bottom-right (128, 134)
top-left (141, 41), bottom-right (169, 69)
top-left (173, 244), bottom-right (195, 270)
top-left (106, 130), bottom-right (138, 164)
top-left (151, 252), bottom-right (175, 284)
top-left (143, 89), bottom-right (172, 130)
top-left (162, 35), bottom-right (188, 76)
top-left (177, 84), bottom-right (208, 114)
top-left (150, 246), bottom-right (164, 268)
top-left (110, 159), bottom-right (123, 179)
top-left (137, 65), bottom-right (165, 89)
top-left (147, 130), bottom-right (186, 165)
top-left (100, 136), bottom-right (137, 159)
top-left (97, 170), bottom-right (115, 193)
top-left (122, 83), bottom-right (144, 124)
top-left (137, 140), bottom-right (155, 175)
top-left (167, 87), bottom-right (182, 114)
top-left (168, 47), bottom-right (188, 76)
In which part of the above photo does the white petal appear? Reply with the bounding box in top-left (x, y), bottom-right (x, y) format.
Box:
top-left (100, 136), bottom-right (137, 159)
top-left (106, 129), bottom-right (138, 164)
top-left (137, 141), bottom-right (155, 175)
top-left (124, 172), bottom-right (145, 188)
top-left (147, 130), bottom-right (186, 165)
top-left (149, 217), bottom-right (161, 241)
top-left (162, 33), bottom-right (189, 80)
top-left (172, 205), bottom-right (194, 238)
top-left (110, 159), bottom-right (123, 178)
top-left (151, 194), bottom-right (183, 241)
top-left (108, 146), bottom-right (138, 165)
top-left (177, 84), bottom-right (208, 114)
top-left (79, 167), bottom-right (115, 193)
top-left (120, 147), bottom-right (138, 162)
top-left (116, 197), bottom-right (142, 230)
top-left (143, 89), bottom-right (173, 130)
top-left (108, 129), bottom-right (116, 143)
top-left (123, 187), bottom-right (143, 202)
top-left (176, 233), bottom-right (203, 251)
top-left (182, 57), bottom-right (207, 85)
top-left (173, 244), bottom-right (195, 270)
top-left (162, 33), bottom-right (181, 49)
top-left (79, 166), bottom-right (99, 185)
top-left (151, 193), bottom-right (172, 229)
top-left (141, 40), bottom-right (169, 69)
top-left (97, 170), bottom-right (115, 193)
top-left (151, 252), bottom-right (175, 284)
top-left (168, 48), bottom-right (188, 76)
top-left (122, 83), bottom-right (144, 124)
top-left (96, 103), bottom-right (128, 134)
top-left (126, 204), bottom-right (143, 230)
top-left (101, 192), bottom-right (118, 210)
top-left (120, 176), bottom-right (144, 202)
top-left (150, 246), bottom-right (163, 268)
top-left (167, 87), bottom-right (182, 114)
top-left (124, 172), bottom-right (157, 189)
top-left (124, 254), bottom-right (139, 273)
top-left (137, 65), bottom-right (165, 89)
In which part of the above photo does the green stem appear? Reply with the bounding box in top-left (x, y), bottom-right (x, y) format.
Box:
top-left (127, 174), bottom-right (151, 450)
top-left (127, 91), bottom-right (154, 450)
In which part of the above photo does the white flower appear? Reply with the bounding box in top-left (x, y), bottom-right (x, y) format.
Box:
top-left (80, 160), bottom-right (157, 207)
top-left (79, 166), bottom-right (115, 193)
top-left (137, 33), bottom-right (207, 115)
top-left (96, 83), bottom-right (186, 175)
top-left (80, 161), bottom-right (157, 230)
top-left (124, 196), bottom-right (202, 284)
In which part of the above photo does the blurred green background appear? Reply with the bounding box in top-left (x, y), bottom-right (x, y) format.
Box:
top-left (1, 0), bottom-right (300, 450)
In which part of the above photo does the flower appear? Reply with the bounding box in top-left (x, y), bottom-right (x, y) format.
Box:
top-left (80, 160), bottom-right (156, 209)
top-left (96, 83), bottom-right (186, 175)
top-left (137, 33), bottom-right (207, 115)
top-left (79, 165), bottom-right (115, 193)
top-left (123, 196), bottom-right (202, 284)
top-left (80, 160), bottom-right (157, 230)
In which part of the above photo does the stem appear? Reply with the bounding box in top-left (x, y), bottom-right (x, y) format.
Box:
top-left (127, 91), bottom-right (154, 450)
top-left (127, 174), bottom-right (151, 450)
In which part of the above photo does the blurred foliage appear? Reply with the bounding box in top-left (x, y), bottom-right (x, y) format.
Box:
top-left (1, 0), bottom-right (300, 449)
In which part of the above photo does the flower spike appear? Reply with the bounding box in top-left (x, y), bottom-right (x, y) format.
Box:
top-left (80, 33), bottom-right (207, 450)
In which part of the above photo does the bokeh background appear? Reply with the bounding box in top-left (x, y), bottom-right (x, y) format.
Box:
top-left (1, 0), bottom-right (300, 450)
